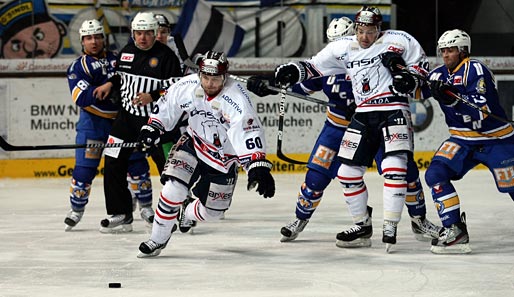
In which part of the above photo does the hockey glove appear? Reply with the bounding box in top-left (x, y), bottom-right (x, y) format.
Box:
top-left (390, 72), bottom-right (419, 96)
top-left (429, 80), bottom-right (459, 106)
top-left (138, 123), bottom-right (162, 152)
top-left (381, 52), bottom-right (406, 73)
top-left (247, 76), bottom-right (279, 97)
top-left (275, 62), bottom-right (306, 87)
top-left (247, 159), bottom-right (275, 198)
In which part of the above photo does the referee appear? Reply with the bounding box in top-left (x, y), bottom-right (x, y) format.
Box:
top-left (94, 12), bottom-right (182, 232)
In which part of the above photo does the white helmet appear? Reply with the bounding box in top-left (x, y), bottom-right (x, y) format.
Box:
top-left (131, 12), bottom-right (158, 36)
top-left (79, 19), bottom-right (104, 40)
top-left (326, 17), bottom-right (354, 42)
top-left (438, 29), bottom-right (471, 55)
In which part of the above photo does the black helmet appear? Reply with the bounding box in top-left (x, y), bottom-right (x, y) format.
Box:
top-left (154, 13), bottom-right (170, 28)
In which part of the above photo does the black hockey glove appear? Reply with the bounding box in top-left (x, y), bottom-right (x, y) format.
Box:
top-left (247, 76), bottom-right (279, 97)
top-left (138, 123), bottom-right (161, 152)
top-left (390, 72), bottom-right (419, 96)
top-left (247, 159), bottom-right (275, 198)
top-left (275, 62), bottom-right (306, 87)
top-left (381, 51), bottom-right (406, 73)
top-left (429, 80), bottom-right (459, 106)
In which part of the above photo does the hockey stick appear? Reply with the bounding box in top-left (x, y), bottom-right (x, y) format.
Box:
top-left (0, 136), bottom-right (140, 151)
top-left (229, 75), bottom-right (335, 107)
top-left (276, 87), bottom-right (308, 165)
top-left (94, 0), bottom-right (120, 52)
top-left (397, 65), bottom-right (514, 124)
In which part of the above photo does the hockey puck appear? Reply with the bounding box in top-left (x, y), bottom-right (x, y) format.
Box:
top-left (108, 282), bottom-right (121, 288)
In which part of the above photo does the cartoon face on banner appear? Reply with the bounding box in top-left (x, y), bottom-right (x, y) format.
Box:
top-left (0, 0), bottom-right (67, 58)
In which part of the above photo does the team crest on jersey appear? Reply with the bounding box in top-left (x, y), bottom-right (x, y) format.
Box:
top-left (120, 53), bottom-right (134, 62)
top-left (355, 66), bottom-right (379, 96)
top-left (149, 57), bottom-right (159, 68)
top-left (476, 77), bottom-right (487, 94)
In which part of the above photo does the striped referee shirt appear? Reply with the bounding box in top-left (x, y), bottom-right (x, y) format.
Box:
top-left (113, 41), bottom-right (182, 117)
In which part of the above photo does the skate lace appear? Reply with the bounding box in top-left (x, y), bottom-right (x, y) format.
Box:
top-left (421, 219), bottom-right (441, 234)
top-left (383, 221), bottom-right (397, 237)
top-left (439, 226), bottom-right (459, 242)
top-left (286, 219), bottom-right (306, 232)
top-left (67, 211), bottom-right (83, 222)
top-left (145, 240), bottom-right (161, 249)
top-left (343, 225), bottom-right (362, 234)
top-left (107, 215), bottom-right (127, 224)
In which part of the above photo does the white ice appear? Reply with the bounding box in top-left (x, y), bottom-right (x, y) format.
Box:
top-left (1, 170), bottom-right (513, 297)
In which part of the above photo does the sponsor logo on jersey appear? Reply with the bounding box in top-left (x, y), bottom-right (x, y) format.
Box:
top-left (386, 45), bottom-right (404, 54)
top-left (169, 159), bottom-right (195, 173)
top-left (454, 76), bottom-right (463, 85)
top-left (341, 139), bottom-right (358, 149)
top-left (149, 57), bottom-right (159, 68)
top-left (494, 166), bottom-right (514, 188)
top-left (435, 141), bottom-right (460, 160)
top-left (120, 53), bottom-right (134, 62)
top-left (208, 191), bottom-right (233, 200)
top-left (312, 145), bottom-right (336, 169)
top-left (384, 132), bottom-right (409, 143)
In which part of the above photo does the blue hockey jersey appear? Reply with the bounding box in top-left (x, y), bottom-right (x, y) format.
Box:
top-left (429, 58), bottom-right (514, 145)
top-left (67, 51), bottom-right (118, 119)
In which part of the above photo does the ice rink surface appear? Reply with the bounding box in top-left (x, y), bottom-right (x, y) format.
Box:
top-left (1, 170), bottom-right (514, 297)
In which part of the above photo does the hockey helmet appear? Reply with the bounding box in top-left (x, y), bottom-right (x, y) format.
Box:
top-left (199, 51), bottom-right (229, 76)
top-left (438, 29), bottom-right (471, 55)
top-left (131, 12), bottom-right (158, 36)
top-left (354, 6), bottom-right (383, 28)
top-left (79, 19), bottom-right (104, 40)
top-left (326, 17), bottom-right (355, 42)
top-left (154, 13), bottom-right (171, 28)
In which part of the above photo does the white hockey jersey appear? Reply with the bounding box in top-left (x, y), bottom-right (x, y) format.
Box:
top-left (149, 74), bottom-right (268, 173)
top-left (304, 30), bottom-right (429, 113)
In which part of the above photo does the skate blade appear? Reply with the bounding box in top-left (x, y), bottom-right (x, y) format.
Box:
top-left (137, 250), bottom-right (161, 258)
top-left (280, 234), bottom-right (299, 243)
top-left (385, 243), bottom-right (394, 253)
top-left (430, 243), bottom-right (472, 254)
top-left (64, 224), bottom-right (74, 232)
top-left (99, 224), bottom-right (133, 234)
top-left (335, 238), bottom-right (372, 248)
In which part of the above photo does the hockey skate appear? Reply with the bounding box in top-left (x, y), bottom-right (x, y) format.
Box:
top-left (410, 215), bottom-right (441, 241)
top-left (99, 214), bottom-right (133, 233)
top-left (280, 218), bottom-right (309, 242)
top-left (138, 225), bottom-right (177, 258)
top-left (382, 220), bottom-right (398, 253)
top-left (64, 209), bottom-right (84, 231)
top-left (431, 212), bottom-right (471, 254)
top-left (178, 196), bottom-right (197, 233)
top-left (336, 206), bottom-right (373, 248)
top-left (140, 206), bottom-right (155, 225)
